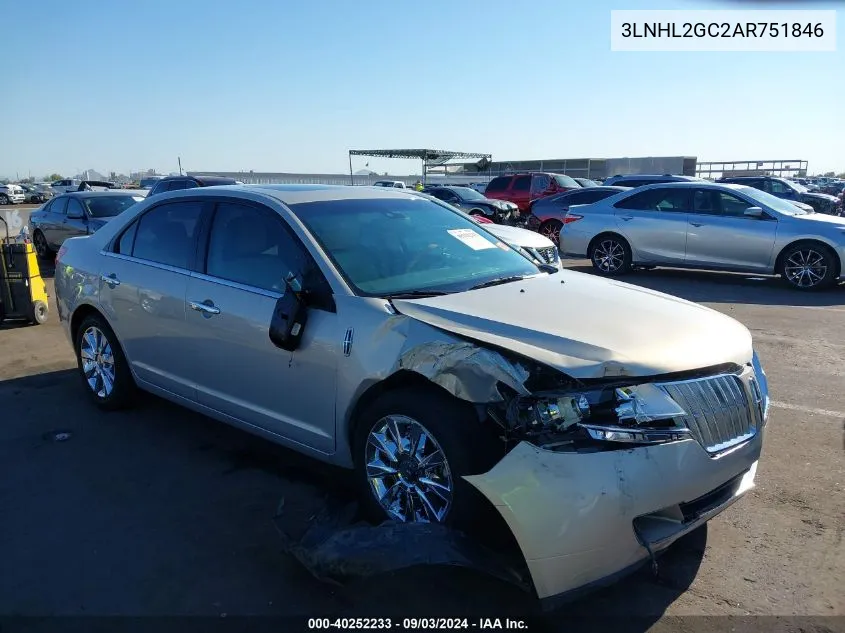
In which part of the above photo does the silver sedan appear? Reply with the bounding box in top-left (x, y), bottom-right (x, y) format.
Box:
top-left (54, 184), bottom-right (767, 603)
top-left (560, 182), bottom-right (845, 290)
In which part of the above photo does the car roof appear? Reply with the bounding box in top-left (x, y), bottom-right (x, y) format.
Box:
top-left (624, 181), bottom-right (749, 191)
top-left (158, 175), bottom-right (237, 185)
top-left (56, 190), bottom-right (144, 199)
top-left (609, 174), bottom-right (698, 181)
top-left (161, 183), bottom-right (435, 206)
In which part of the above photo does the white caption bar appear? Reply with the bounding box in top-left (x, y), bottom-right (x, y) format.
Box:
top-left (611, 10), bottom-right (837, 52)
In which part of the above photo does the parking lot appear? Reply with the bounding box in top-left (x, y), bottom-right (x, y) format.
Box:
top-left (1, 260), bottom-right (843, 626)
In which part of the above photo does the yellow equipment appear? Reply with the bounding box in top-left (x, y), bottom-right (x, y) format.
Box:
top-left (0, 216), bottom-right (49, 325)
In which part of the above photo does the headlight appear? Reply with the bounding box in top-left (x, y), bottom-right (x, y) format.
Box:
top-left (751, 350), bottom-right (770, 422)
top-left (512, 382), bottom-right (691, 449)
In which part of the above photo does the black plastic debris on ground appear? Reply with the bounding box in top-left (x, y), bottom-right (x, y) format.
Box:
top-left (272, 483), bottom-right (529, 591)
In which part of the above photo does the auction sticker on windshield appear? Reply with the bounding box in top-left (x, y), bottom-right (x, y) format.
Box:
top-left (447, 228), bottom-right (496, 250)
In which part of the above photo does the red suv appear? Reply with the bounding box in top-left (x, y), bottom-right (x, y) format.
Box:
top-left (483, 172), bottom-right (581, 216)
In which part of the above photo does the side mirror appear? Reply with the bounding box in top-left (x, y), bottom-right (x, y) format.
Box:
top-left (744, 207), bottom-right (764, 218)
top-left (269, 271), bottom-right (308, 351)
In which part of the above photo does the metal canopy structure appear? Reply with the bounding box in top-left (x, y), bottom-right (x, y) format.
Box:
top-left (696, 159), bottom-right (808, 179)
top-left (348, 148), bottom-right (492, 185)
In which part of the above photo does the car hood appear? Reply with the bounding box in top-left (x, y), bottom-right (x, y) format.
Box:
top-left (802, 192), bottom-right (839, 203)
top-left (790, 212), bottom-right (845, 226)
top-left (391, 271), bottom-right (752, 379)
top-left (483, 224), bottom-right (556, 249)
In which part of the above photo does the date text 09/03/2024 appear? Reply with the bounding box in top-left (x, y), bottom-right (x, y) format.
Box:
top-left (307, 618), bottom-right (529, 630)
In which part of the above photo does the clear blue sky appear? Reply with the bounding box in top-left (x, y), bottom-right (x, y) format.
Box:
top-left (2, 0), bottom-right (842, 179)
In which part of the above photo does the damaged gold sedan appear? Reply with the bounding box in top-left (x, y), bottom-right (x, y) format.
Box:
top-left (54, 184), bottom-right (769, 605)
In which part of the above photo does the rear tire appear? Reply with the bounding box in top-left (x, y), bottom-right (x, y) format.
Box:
top-left (539, 219), bottom-right (563, 246)
top-left (352, 387), bottom-right (502, 529)
top-left (779, 242), bottom-right (838, 291)
top-left (74, 314), bottom-right (136, 410)
top-left (589, 234), bottom-right (632, 276)
top-left (0, 194), bottom-right (9, 205)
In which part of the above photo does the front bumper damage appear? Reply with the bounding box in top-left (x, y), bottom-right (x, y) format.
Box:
top-left (464, 432), bottom-right (762, 605)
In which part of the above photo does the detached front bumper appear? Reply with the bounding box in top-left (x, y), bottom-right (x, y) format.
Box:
top-left (464, 431), bottom-right (762, 604)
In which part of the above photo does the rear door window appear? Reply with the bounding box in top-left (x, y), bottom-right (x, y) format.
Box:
top-left (512, 175), bottom-right (531, 192)
top-left (51, 197), bottom-right (68, 215)
top-left (485, 177), bottom-right (510, 193)
top-left (131, 201), bottom-right (204, 269)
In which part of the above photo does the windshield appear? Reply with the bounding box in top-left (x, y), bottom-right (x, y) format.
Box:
top-left (82, 195), bottom-right (144, 218)
top-left (290, 197), bottom-right (540, 296)
top-left (450, 187), bottom-right (486, 201)
top-left (785, 180), bottom-right (807, 193)
top-left (554, 174), bottom-right (580, 188)
top-left (738, 186), bottom-right (812, 215)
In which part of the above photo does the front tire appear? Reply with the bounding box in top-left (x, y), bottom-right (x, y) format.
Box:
top-left (780, 242), bottom-right (838, 291)
top-left (589, 234), bottom-right (632, 276)
top-left (0, 194), bottom-right (9, 205)
top-left (352, 387), bottom-right (500, 528)
top-left (33, 230), bottom-right (53, 259)
top-left (74, 314), bottom-right (136, 409)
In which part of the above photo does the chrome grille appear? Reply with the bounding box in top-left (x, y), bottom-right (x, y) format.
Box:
top-left (658, 372), bottom-right (759, 454)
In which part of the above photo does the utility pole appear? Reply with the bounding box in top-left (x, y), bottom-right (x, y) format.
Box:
top-left (178, 157), bottom-right (183, 175)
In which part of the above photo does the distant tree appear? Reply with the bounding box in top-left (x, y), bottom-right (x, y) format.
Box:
top-left (20, 177), bottom-right (35, 184)
top-left (46, 173), bottom-right (63, 181)
top-left (823, 171), bottom-right (835, 177)
top-left (837, 172), bottom-right (845, 179)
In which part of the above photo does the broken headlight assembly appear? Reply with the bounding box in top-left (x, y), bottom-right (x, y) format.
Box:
top-left (501, 383), bottom-right (692, 452)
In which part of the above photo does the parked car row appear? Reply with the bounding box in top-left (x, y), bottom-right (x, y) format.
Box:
top-left (54, 182), bottom-right (769, 605)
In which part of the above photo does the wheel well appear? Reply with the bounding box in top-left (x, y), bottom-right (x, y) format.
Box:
top-left (346, 371), bottom-right (460, 446)
top-left (468, 208), bottom-right (486, 215)
top-left (588, 232), bottom-right (629, 257)
top-left (69, 304), bottom-right (105, 345)
top-left (540, 218), bottom-right (562, 228)
top-left (775, 239), bottom-right (841, 277)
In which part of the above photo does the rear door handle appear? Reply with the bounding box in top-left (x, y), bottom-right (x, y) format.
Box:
top-left (620, 215), bottom-right (634, 221)
top-left (100, 273), bottom-right (120, 287)
top-left (189, 300), bottom-right (221, 316)
top-left (690, 222), bottom-right (704, 227)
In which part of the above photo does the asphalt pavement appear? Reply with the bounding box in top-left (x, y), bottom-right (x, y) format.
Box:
top-left (1, 262), bottom-right (843, 629)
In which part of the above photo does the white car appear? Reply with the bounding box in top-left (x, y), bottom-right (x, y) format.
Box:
top-left (0, 184), bottom-right (26, 205)
top-left (372, 180), bottom-right (408, 189)
top-left (478, 220), bottom-right (561, 270)
top-left (50, 178), bottom-right (82, 194)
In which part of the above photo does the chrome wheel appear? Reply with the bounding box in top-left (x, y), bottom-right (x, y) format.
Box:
top-left (593, 239), bottom-right (625, 272)
top-left (365, 415), bottom-right (453, 523)
top-left (80, 326), bottom-right (116, 399)
top-left (784, 248), bottom-right (827, 288)
top-left (540, 221), bottom-right (562, 245)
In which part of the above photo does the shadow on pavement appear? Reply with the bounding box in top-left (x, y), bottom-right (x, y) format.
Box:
top-left (0, 369), bottom-right (706, 628)
top-left (564, 263), bottom-right (845, 307)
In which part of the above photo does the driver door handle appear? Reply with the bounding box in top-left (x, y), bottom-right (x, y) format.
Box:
top-left (620, 215), bottom-right (634, 221)
top-left (690, 221), bottom-right (704, 227)
top-left (189, 300), bottom-right (221, 315)
top-left (100, 273), bottom-right (120, 287)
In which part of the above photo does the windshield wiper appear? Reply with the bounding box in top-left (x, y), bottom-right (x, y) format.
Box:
top-left (384, 290), bottom-right (450, 299)
top-left (467, 275), bottom-right (528, 291)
